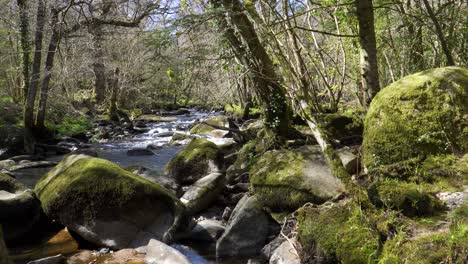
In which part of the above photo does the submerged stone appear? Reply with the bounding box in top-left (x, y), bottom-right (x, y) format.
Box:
top-left (0, 173), bottom-right (43, 243)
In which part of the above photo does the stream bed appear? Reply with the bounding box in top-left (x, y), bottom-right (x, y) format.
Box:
top-left (11, 109), bottom-right (235, 264)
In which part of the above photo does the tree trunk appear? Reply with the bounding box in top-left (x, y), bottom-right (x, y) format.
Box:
top-left (218, 0), bottom-right (291, 140)
top-left (17, 0), bottom-right (31, 101)
top-left (421, 0), bottom-right (455, 66)
top-left (356, 0), bottom-right (380, 105)
top-left (108, 68), bottom-right (120, 122)
top-left (91, 25), bottom-right (107, 104)
top-left (24, 0), bottom-right (46, 153)
top-left (36, 10), bottom-right (61, 129)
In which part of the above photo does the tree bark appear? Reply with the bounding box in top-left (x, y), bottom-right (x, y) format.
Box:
top-left (421, 0), bottom-right (455, 66)
top-left (108, 68), bottom-right (120, 121)
top-left (356, 0), bottom-right (380, 105)
top-left (17, 0), bottom-right (31, 101)
top-left (218, 0), bottom-right (291, 140)
top-left (24, 0), bottom-right (46, 153)
top-left (36, 9), bottom-right (61, 129)
top-left (91, 25), bottom-right (107, 104)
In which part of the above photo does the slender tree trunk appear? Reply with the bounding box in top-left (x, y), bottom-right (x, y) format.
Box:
top-left (91, 25), bottom-right (107, 104)
top-left (36, 10), bottom-right (61, 129)
top-left (108, 68), bottom-right (120, 121)
top-left (24, 0), bottom-right (46, 153)
top-left (219, 0), bottom-right (291, 140)
top-left (422, 0), bottom-right (455, 66)
top-left (17, 0), bottom-right (31, 101)
top-left (356, 0), bottom-right (380, 105)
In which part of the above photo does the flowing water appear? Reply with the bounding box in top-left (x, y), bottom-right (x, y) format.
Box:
top-left (12, 109), bottom-right (234, 264)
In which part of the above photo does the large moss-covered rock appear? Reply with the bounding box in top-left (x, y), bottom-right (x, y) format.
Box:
top-left (165, 138), bottom-right (223, 184)
top-left (297, 201), bottom-right (380, 264)
top-left (34, 155), bottom-right (184, 249)
top-left (363, 67), bottom-right (468, 170)
top-left (250, 146), bottom-right (345, 211)
top-left (0, 173), bottom-right (43, 244)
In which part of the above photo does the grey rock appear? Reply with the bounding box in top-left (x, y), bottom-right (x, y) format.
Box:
top-left (0, 174), bottom-right (43, 243)
top-left (9, 155), bottom-right (45, 162)
top-left (216, 195), bottom-right (269, 259)
top-left (0, 160), bottom-right (15, 169)
top-left (336, 147), bottom-right (360, 174)
top-left (269, 240), bottom-right (300, 264)
top-left (154, 132), bottom-right (175, 138)
top-left (181, 172), bottom-right (225, 214)
top-left (27, 254), bottom-right (66, 264)
top-left (184, 219), bottom-right (225, 242)
top-left (126, 148), bottom-right (154, 156)
top-left (145, 239), bottom-right (191, 264)
top-left (8, 161), bottom-right (58, 172)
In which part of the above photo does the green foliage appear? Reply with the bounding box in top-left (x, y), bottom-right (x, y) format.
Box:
top-left (49, 116), bottom-right (92, 137)
top-left (224, 104), bottom-right (262, 119)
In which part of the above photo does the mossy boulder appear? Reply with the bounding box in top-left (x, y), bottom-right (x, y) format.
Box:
top-left (297, 201), bottom-right (380, 263)
top-left (180, 172), bottom-right (225, 214)
top-left (250, 146), bottom-right (346, 211)
top-left (368, 180), bottom-right (444, 217)
top-left (34, 155), bottom-right (185, 249)
top-left (363, 67), bottom-right (468, 171)
top-left (0, 173), bottom-right (43, 244)
top-left (190, 116), bottom-right (228, 134)
top-left (165, 138), bottom-right (223, 184)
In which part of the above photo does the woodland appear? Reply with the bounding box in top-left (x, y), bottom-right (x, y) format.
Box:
top-left (0, 0), bottom-right (466, 264)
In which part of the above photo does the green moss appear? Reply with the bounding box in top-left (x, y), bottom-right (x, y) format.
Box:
top-left (165, 138), bottom-right (221, 184)
top-left (190, 116), bottom-right (227, 134)
top-left (378, 202), bottom-right (467, 264)
top-left (250, 147), bottom-right (345, 211)
top-left (35, 155), bottom-right (182, 224)
top-left (363, 67), bottom-right (468, 170)
top-left (232, 140), bottom-right (258, 169)
top-left (170, 133), bottom-right (192, 143)
top-left (316, 112), bottom-right (364, 141)
top-left (297, 202), bottom-right (380, 263)
top-left (371, 179), bottom-right (444, 217)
